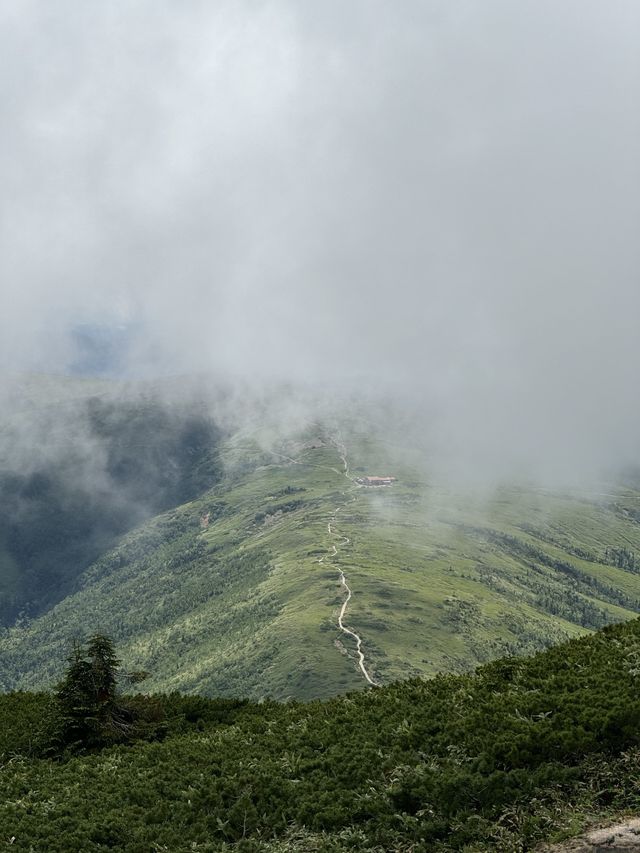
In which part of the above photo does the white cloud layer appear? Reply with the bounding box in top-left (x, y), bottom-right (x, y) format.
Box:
top-left (1, 0), bottom-right (639, 483)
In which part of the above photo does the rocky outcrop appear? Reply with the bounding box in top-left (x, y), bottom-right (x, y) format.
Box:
top-left (541, 819), bottom-right (640, 852)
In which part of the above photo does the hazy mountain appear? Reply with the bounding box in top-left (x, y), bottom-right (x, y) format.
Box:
top-left (68, 324), bottom-right (136, 377)
top-left (2, 378), bottom-right (640, 699)
top-left (0, 376), bottom-right (222, 625)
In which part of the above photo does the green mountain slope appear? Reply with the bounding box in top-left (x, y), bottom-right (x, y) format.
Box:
top-left (3, 416), bottom-right (640, 699)
top-left (3, 619), bottom-right (640, 851)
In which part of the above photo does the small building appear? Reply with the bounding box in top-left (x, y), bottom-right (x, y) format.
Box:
top-left (356, 475), bottom-right (397, 486)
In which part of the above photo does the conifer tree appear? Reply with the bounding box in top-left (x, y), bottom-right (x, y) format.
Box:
top-left (55, 634), bottom-right (122, 749)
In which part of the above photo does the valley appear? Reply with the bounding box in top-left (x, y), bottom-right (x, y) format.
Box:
top-left (2, 397), bottom-right (640, 701)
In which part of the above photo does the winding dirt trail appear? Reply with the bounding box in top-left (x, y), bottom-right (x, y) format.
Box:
top-left (319, 438), bottom-right (377, 686)
top-left (324, 511), bottom-right (376, 686)
top-left (271, 436), bottom-right (377, 687)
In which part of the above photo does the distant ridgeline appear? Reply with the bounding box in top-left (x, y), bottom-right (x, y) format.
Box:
top-left (0, 392), bottom-right (222, 625)
top-left (2, 619), bottom-right (640, 851)
top-left (69, 323), bottom-right (135, 377)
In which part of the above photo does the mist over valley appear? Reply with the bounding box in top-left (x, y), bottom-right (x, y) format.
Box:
top-left (1, 2), bottom-right (639, 850)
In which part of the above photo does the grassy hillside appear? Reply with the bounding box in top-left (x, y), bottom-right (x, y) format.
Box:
top-left (2, 413), bottom-right (640, 699)
top-left (2, 619), bottom-right (640, 851)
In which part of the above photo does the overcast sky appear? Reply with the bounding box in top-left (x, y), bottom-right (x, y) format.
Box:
top-left (1, 1), bottom-right (639, 482)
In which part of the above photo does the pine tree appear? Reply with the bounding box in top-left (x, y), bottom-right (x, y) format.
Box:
top-left (55, 634), bottom-right (122, 749)
top-left (86, 633), bottom-right (120, 705)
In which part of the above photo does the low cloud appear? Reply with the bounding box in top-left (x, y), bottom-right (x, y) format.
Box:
top-left (0, 0), bottom-right (638, 485)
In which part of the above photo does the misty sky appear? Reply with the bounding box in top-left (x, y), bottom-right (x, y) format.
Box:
top-left (1, 1), bottom-right (639, 482)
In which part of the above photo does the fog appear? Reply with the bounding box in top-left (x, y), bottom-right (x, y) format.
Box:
top-left (1, 1), bottom-right (639, 485)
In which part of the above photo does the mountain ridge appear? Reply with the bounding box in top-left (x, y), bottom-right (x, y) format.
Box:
top-left (3, 403), bottom-right (640, 699)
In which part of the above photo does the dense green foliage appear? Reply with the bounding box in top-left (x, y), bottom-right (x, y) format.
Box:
top-left (2, 620), bottom-right (640, 851)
